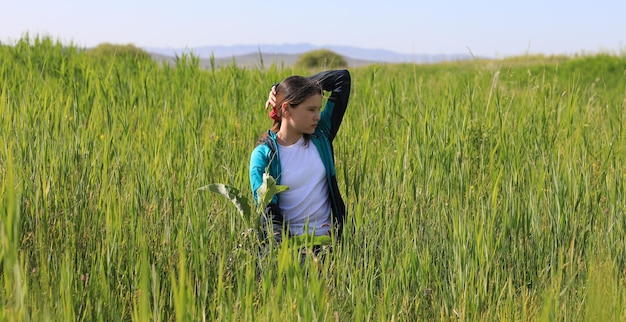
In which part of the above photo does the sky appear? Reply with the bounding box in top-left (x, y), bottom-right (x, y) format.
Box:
top-left (1, 0), bottom-right (624, 58)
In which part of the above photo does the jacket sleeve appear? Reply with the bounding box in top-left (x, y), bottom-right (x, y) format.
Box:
top-left (250, 144), bottom-right (286, 243)
top-left (308, 69), bottom-right (351, 142)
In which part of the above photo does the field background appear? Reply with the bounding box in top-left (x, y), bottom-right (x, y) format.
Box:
top-left (1, 36), bottom-right (625, 321)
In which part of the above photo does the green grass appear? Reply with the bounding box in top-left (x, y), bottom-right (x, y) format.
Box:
top-left (1, 35), bottom-right (625, 321)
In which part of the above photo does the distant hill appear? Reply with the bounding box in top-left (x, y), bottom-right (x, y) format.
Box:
top-left (149, 51), bottom-right (376, 69)
top-left (144, 43), bottom-right (473, 68)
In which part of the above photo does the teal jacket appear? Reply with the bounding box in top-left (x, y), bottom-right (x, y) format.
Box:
top-left (249, 69), bottom-right (351, 239)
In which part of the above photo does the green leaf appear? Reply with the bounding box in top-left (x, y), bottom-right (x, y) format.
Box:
top-left (256, 172), bottom-right (289, 213)
top-left (199, 183), bottom-right (251, 226)
top-left (290, 234), bottom-right (332, 248)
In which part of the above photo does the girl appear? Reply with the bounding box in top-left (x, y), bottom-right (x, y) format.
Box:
top-left (249, 69), bottom-right (351, 245)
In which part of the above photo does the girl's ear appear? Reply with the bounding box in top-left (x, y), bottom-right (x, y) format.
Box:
top-left (281, 102), bottom-right (290, 117)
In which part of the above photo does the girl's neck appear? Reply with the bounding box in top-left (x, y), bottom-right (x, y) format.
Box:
top-left (276, 129), bottom-right (302, 146)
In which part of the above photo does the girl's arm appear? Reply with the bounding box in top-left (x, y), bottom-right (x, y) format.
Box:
top-left (249, 144), bottom-right (272, 204)
top-left (308, 69), bottom-right (351, 142)
top-left (250, 144), bottom-right (285, 243)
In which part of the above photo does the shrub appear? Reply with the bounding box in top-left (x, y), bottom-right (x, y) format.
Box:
top-left (87, 43), bottom-right (151, 62)
top-left (295, 49), bottom-right (347, 69)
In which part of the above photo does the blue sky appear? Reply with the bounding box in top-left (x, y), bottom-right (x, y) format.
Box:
top-left (1, 0), bottom-right (624, 58)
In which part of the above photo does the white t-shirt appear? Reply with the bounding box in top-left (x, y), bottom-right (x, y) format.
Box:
top-left (278, 136), bottom-right (331, 236)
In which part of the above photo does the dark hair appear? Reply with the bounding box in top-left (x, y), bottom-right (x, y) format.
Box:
top-left (257, 76), bottom-right (323, 145)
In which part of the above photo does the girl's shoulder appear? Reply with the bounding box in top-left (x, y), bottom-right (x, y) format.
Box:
top-left (254, 131), bottom-right (278, 150)
top-left (251, 136), bottom-right (278, 160)
top-left (252, 141), bottom-right (271, 155)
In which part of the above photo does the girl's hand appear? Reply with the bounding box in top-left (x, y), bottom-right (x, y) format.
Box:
top-left (264, 85), bottom-right (277, 110)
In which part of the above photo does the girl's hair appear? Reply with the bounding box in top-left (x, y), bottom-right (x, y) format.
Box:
top-left (257, 76), bottom-right (323, 145)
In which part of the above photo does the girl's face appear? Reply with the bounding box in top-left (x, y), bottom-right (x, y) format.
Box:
top-left (284, 94), bottom-right (323, 135)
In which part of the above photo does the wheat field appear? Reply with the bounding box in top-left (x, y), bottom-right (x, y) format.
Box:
top-left (1, 36), bottom-right (625, 321)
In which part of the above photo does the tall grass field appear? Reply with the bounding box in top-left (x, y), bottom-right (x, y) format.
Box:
top-left (1, 36), bottom-right (625, 321)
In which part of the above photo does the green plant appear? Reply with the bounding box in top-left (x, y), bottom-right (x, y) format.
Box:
top-left (86, 42), bottom-right (152, 61)
top-left (199, 170), bottom-right (288, 235)
top-left (295, 49), bottom-right (348, 69)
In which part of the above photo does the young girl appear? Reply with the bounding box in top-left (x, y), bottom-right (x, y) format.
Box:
top-left (249, 69), bottom-right (351, 245)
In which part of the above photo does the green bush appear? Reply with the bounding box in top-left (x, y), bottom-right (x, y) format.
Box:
top-left (295, 49), bottom-right (347, 69)
top-left (87, 43), bottom-right (151, 61)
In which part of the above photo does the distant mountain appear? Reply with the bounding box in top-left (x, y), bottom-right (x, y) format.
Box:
top-left (144, 43), bottom-right (473, 64)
